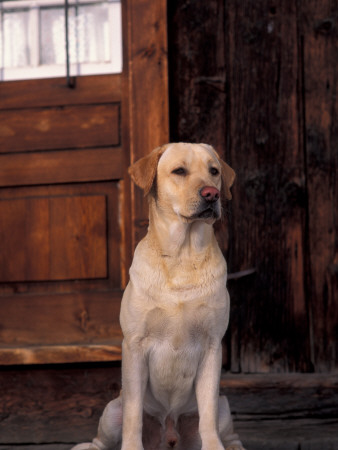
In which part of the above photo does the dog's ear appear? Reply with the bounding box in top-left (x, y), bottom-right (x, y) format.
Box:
top-left (128, 145), bottom-right (168, 196)
top-left (219, 159), bottom-right (236, 200)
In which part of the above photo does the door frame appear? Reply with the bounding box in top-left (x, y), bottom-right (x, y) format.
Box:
top-left (121, 0), bottom-right (169, 275)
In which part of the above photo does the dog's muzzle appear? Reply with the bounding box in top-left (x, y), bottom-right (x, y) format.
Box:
top-left (194, 186), bottom-right (221, 220)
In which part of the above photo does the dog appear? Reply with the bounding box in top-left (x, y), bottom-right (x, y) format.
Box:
top-left (72, 143), bottom-right (245, 450)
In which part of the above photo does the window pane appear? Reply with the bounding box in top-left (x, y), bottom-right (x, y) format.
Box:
top-left (40, 7), bottom-right (68, 65)
top-left (77, 4), bottom-right (110, 63)
top-left (2, 9), bottom-right (30, 68)
top-left (0, 0), bottom-right (122, 81)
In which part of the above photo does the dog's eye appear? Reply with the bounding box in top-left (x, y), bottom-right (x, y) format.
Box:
top-left (172, 167), bottom-right (187, 176)
top-left (210, 167), bottom-right (220, 176)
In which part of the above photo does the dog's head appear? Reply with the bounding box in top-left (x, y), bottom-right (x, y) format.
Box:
top-left (128, 143), bottom-right (235, 223)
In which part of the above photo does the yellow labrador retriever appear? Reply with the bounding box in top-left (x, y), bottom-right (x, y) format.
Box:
top-left (72, 143), bottom-right (244, 450)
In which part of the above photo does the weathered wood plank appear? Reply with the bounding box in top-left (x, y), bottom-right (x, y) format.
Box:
top-left (226, 0), bottom-right (310, 372)
top-left (301, 0), bottom-right (338, 372)
top-left (0, 446), bottom-right (73, 450)
top-left (0, 364), bottom-right (122, 443)
top-left (0, 0), bottom-right (169, 368)
top-left (235, 418), bottom-right (338, 450)
top-left (167, 0), bottom-right (226, 151)
top-left (0, 371), bottom-right (336, 444)
top-left (167, 0), bottom-right (231, 290)
top-left (0, 344), bottom-right (122, 366)
top-left (0, 104), bottom-right (120, 153)
top-left (123, 0), bottom-right (169, 249)
top-left (0, 147), bottom-right (124, 187)
top-left (0, 181), bottom-right (121, 294)
top-left (0, 291), bottom-right (122, 352)
top-left (1, 421), bottom-right (337, 450)
top-left (0, 195), bottom-right (107, 282)
top-left (220, 373), bottom-right (338, 419)
top-left (0, 181), bottom-right (123, 360)
top-left (0, 74), bottom-right (122, 110)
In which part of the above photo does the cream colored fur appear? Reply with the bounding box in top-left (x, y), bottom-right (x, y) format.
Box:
top-left (71, 143), bottom-right (244, 450)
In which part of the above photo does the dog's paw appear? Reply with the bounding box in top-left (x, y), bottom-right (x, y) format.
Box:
top-left (70, 444), bottom-right (99, 450)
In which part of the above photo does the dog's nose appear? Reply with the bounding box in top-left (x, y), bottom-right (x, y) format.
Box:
top-left (200, 186), bottom-right (220, 203)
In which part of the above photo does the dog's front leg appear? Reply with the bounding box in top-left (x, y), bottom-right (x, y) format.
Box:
top-left (195, 344), bottom-right (224, 450)
top-left (121, 339), bottom-right (148, 450)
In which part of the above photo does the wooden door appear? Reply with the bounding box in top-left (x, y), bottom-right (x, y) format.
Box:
top-left (0, 0), bottom-right (168, 365)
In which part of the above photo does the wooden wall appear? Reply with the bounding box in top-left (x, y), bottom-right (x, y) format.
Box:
top-left (168, 0), bottom-right (337, 373)
top-left (0, 1), bottom-right (336, 448)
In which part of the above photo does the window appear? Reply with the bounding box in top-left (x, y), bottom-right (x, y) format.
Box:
top-left (0, 0), bottom-right (122, 81)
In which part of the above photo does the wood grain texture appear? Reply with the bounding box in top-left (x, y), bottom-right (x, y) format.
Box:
top-left (167, 0), bottom-right (231, 259)
top-left (236, 418), bottom-right (338, 450)
top-left (301, 0), bottom-right (338, 371)
top-left (0, 291), bottom-right (122, 351)
top-left (0, 182), bottom-right (121, 294)
top-left (0, 0), bottom-right (170, 366)
top-left (168, 0), bottom-right (310, 371)
top-left (0, 344), bottom-right (122, 365)
top-left (0, 370), bottom-right (336, 445)
top-left (0, 195), bottom-right (107, 282)
top-left (220, 373), bottom-right (338, 418)
top-left (0, 74), bottom-right (122, 109)
top-left (0, 147), bottom-right (124, 187)
top-left (166, 0), bottom-right (337, 374)
top-left (0, 364), bottom-right (122, 443)
top-left (224, 0), bottom-right (310, 372)
top-left (0, 446), bottom-right (73, 450)
top-left (124, 0), bottom-right (169, 249)
top-left (0, 104), bottom-right (120, 153)
top-left (0, 181), bottom-right (123, 362)
top-left (168, 0), bottom-right (226, 151)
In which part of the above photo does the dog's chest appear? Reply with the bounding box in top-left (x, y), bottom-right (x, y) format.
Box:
top-left (143, 293), bottom-right (227, 351)
top-left (141, 297), bottom-right (228, 415)
top-left (125, 236), bottom-right (230, 350)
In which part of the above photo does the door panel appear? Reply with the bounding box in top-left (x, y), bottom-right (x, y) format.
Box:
top-left (0, 291), bottom-right (122, 347)
top-left (0, 104), bottom-right (120, 152)
top-left (0, 180), bottom-right (123, 361)
top-left (0, 147), bottom-right (123, 187)
top-left (0, 182), bottom-right (121, 293)
top-left (1, 75), bottom-right (122, 108)
top-left (0, 291), bottom-right (123, 365)
top-left (0, 194), bottom-right (108, 282)
top-left (0, 0), bottom-right (169, 365)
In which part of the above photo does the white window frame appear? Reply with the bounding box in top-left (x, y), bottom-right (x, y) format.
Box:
top-left (0, 0), bottom-right (122, 81)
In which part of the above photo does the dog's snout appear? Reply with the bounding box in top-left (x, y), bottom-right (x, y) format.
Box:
top-left (200, 186), bottom-right (220, 203)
